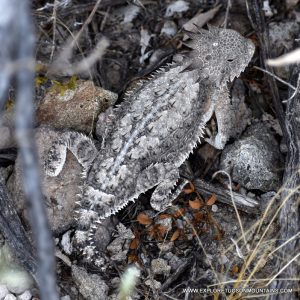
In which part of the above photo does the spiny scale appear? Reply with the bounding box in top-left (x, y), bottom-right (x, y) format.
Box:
top-left (45, 27), bottom-right (255, 263)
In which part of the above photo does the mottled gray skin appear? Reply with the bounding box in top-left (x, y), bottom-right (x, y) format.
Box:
top-left (45, 27), bottom-right (255, 261)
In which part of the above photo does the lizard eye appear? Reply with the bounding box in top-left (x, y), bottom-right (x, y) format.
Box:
top-left (227, 59), bottom-right (234, 62)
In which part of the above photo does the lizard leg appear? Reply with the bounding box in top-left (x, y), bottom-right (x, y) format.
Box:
top-left (137, 163), bottom-right (188, 211)
top-left (45, 131), bottom-right (97, 176)
top-left (151, 176), bottom-right (188, 211)
top-left (205, 88), bottom-right (231, 149)
top-left (95, 107), bottom-right (115, 148)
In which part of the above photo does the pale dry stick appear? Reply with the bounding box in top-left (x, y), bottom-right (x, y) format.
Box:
top-left (266, 252), bottom-right (300, 286)
top-left (53, 18), bottom-right (85, 61)
top-left (50, 0), bottom-right (59, 62)
top-left (268, 232), bottom-right (300, 257)
top-left (158, 226), bottom-right (171, 260)
top-left (283, 74), bottom-right (300, 103)
top-left (48, 17), bottom-right (109, 136)
top-left (255, 66), bottom-right (300, 103)
top-left (223, 0), bottom-right (231, 29)
top-left (222, 218), bottom-right (262, 255)
top-left (254, 66), bottom-right (296, 91)
top-left (213, 170), bottom-right (248, 249)
top-left (99, 6), bottom-right (110, 32)
top-left (233, 171), bottom-right (295, 250)
top-left (239, 183), bottom-right (300, 290)
top-left (267, 48), bottom-right (300, 67)
top-left (224, 178), bottom-right (297, 297)
top-left (178, 210), bottom-right (226, 299)
top-left (49, 0), bottom-right (105, 75)
top-left (70, 38), bottom-right (109, 75)
top-left (241, 241), bottom-right (275, 284)
top-left (67, 0), bottom-right (102, 51)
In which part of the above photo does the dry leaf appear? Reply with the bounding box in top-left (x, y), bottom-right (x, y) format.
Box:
top-left (183, 182), bottom-right (195, 194)
top-left (189, 198), bottom-right (202, 209)
top-left (183, 5), bottom-right (221, 37)
top-left (173, 208), bottom-right (186, 218)
top-left (137, 213), bottom-right (152, 225)
top-left (127, 253), bottom-right (139, 263)
top-left (158, 214), bottom-right (172, 220)
top-left (232, 264), bottom-right (239, 274)
top-left (206, 194), bottom-right (217, 206)
top-left (165, 0), bottom-right (189, 17)
top-left (157, 225), bottom-right (168, 234)
top-left (193, 211), bottom-right (205, 222)
top-left (129, 237), bottom-right (140, 250)
top-left (171, 229), bottom-right (181, 241)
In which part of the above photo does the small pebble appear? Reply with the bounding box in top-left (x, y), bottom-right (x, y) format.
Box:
top-left (0, 285), bottom-right (9, 300)
top-left (17, 290), bottom-right (32, 300)
top-left (4, 295), bottom-right (16, 300)
top-left (211, 204), bottom-right (218, 212)
top-left (151, 258), bottom-right (171, 276)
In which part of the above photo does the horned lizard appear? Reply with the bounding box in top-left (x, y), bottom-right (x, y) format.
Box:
top-left (45, 26), bottom-right (255, 263)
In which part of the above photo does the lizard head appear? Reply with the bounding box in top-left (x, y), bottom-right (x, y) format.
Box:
top-left (184, 26), bottom-right (255, 86)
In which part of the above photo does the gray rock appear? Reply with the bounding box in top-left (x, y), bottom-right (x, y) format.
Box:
top-left (0, 111), bottom-right (15, 149)
top-left (151, 258), bottom-right (171, 276)
top-left (4, 295), bottom-right (16, 300)
top-left (60, 296), bottom-right (71, 300)
top-left (36, 80), bottom-right (117, 134)
top-left (106, 223), bottom-right (134, 262)
top-left (156, 216), bottom-right (172, 232)
top-left (269, 22), bottom-right (299, 55)
top-left (7, 127), bottom-right (84, 234)
top-left (0, 126), bottom-right (14, 150)
top-left (73, 216), bottom-right (116, 261)
top-left (71, 265), bottom-right (108, 300)
top-left (0, 285), bottom-right (9, 300)
top-left (0, 245), bottom-right (33, 295)
top-left (16, 290), bottom-right (32, 300)
top-left (268, 21), bottom-right (299, 79)
top-left (60, 231), bottom-right (73, 255)
top-left (220, 123), bottom-right (282, 191)
top-left (160, 20), bottom-right (177, 37)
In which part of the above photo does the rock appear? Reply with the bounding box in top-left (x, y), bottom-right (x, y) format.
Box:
top-left (268, 21), bottom-right (299, 78)
top-left (151, 258), bottom-right (171, 276)
top-left (60, 296), bottom-right (71, 300)
top-left (157, 242), bottom-right (173, 252)
top-left (211, 204), bottom-right (218, 212)
top-left (0, 166), bottom-right (13, 183)
top-left (0, 126), bottom-right (14, 150)
top-left (155, 216), bottom-right (172, 232)
top-left (165, 253), bottom-right (182, 271)
top-left (0, 111), bottom-right (15, 149)
top-left (92, 217), bottom-right (117, 252)
top-left (7, 126), bottom-right (84, 234)
top-left (60, 231), bottom-right (73, 255)
top-left (4, 295), bottom-right (16, 300)
top-left (0, 245), bottom-right (33, 295)
top-left (16, 290), bottom-right (32, 300)
top-left (220, 123), bottom-right (282, 192)
top-left (145, 279), bottom-right (161, 290)
top-left (106, 223), bottom-right (134, 262)
top-left (0, 285), bottom-right (9, 300)
top-left (36, 80), bottom-right (118, 134)
top-left (269, 22), bottom-right (299, 55)
top-left (160, 20), bottom-right (177, 37)
top-left (71, 265), bottom-right (108, 300)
